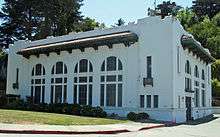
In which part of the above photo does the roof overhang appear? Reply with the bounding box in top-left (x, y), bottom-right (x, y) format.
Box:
top-left (17, 31), bottom-right (139, 58)
top-left (181, 35), bottom-right (216, 63)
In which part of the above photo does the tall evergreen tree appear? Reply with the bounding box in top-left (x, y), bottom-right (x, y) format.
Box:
top-left (192, 0), bottom-right (220, 20)
top-left (0, 0), bottom-right (102, 47)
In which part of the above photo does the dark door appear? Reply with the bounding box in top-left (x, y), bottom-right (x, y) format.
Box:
top-left (34, 86), bottom-right (41, 104)
top-left (185, 97), bottom-right (192, 121)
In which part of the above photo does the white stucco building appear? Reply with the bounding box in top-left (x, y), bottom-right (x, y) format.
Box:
top-left (6, 16), bottom-right (215, 123)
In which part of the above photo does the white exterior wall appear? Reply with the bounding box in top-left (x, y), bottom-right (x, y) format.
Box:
top-left (6, 16), bottom-right (213, 123)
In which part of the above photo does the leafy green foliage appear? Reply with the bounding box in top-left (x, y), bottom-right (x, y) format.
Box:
top-left (127, 112), bottom-right (149, 121)
top-left (192, 0), bottom-right (220, 20)
top-left (177, 9), bottom-right (199, 29)
top-left (148, 1), bottom-right (182, 18)
top-left (0, 0), bottom-right (103, 47)
top-left (212, 79), bottom-right (220, 97)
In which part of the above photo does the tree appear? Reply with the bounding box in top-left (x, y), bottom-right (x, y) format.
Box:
top-left (115, 18), bottom-right (125, 26)
top-left (78, 17), bottom-right (105, 32)
top-left (0, 0), bottom-right (42, 47)
top-left (0, 0), bottom-right (101, 48)
top-left (212, 59), bottom-right (220, 80)
top-left (192, 0), bottom-right (220, 20)
top-left (148, 1), bottom-right (182, 18)
top-left (176, 9), bottom-right (199, 30)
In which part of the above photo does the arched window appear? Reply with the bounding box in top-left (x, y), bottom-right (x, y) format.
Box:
top-left (202, 69), bottom-right (205, 80)
top-left (51, 62), bottom-right (68, 104)
top-left (100, 56), bottom-right (123, 107)
top-left (185, 60), bottom-right (191, 74)
top-left (194, 65), bottom-right (199, 78)
top-left (31, 64), bottom-right (45, 104)
top-left (73, 59), bottom-right (93, 105)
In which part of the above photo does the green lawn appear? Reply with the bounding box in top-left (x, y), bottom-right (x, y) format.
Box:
top-left (0, 109), bottom-right (128, 125)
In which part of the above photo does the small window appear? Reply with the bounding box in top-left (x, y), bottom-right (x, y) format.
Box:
top-left (118, 75), bottom-right (123, 82)
top-left (106, 75), bottom-right (117, 82)
top-left (195, 88), bottom-right (199, 107)
top-left (79, 59), bottom-right (88, 73)
top-left (35, 64), bottom-right (42, 76)
top-left (107, 56), bottom-right (117, 71)
top-left (202, 69), bottom-right (205, 80)
top-left (153, 95), bottom-right (159, 108)
top-left (100, 84), bottom-right (105, 106)
top-left (147, 56), bottom-right (152, 78)
top-left (185, 60), bottom-right (191, 74)
top-left (118, 84), bottom-right (122, 107)
top-left (140, 95), bottom-right (145, 108)
top-left (194, 65), bottom-right (199, 78)
top-left (202, 90), bottom-right (205, 107)
top-left (56, 62), bottom-right (63, 74)
top-left (146, 95), bottom-right (151, 108)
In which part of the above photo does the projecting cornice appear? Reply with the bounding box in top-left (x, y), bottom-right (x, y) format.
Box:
top-left (181, 35), bottom-right (216, 63)
top-left (17, 31), bottom-right (139, 58)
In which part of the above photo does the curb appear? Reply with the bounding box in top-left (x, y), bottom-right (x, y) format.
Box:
top-left (0, 124), bottom-right (166, 135)
top-left (139, 124), bottom-right (165, 131)
top-left (0, 129), bottom-right (130, 135)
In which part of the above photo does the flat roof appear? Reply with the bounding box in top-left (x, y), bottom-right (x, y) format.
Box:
top-left (17, 31), bottom-right (138, 58)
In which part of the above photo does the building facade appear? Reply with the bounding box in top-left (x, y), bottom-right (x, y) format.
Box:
top-left (6, 16), bottom-right (215, 123)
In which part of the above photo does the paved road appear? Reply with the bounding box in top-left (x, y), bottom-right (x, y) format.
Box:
top-left (1, 115), bottom-right (220, 137)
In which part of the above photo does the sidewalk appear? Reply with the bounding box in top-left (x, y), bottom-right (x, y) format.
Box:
top-left (0, 122), bottom-right (165, 134)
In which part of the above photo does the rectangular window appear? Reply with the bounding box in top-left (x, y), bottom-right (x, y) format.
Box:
top-left (146, 95), bottom-right (151, 108)
top-left (89, 76), bottom-right (93, 82)
top-left (89, 85), bottom-right (92, 105)
top-left (74, 85), bottom-right (77, 104)
top-left (185, 78), bottom-right (192, 90)
top-left (140, 95), bottom-right (145, 108)
top-left (195, 88), bottom-right (199, 107)
top-left (101, 76), bottom-right (105, 82)
top-left (147, 56), bottom-right (152, 78)
top-left (153, 95), bottom-right (159, 108)
top-left (55, 78), bottom-right (62, 83)
top-left (50, 86), bottom-right (54, 103)
top-left (63, 85), bottom-right (67, 103)
top-left (55, 85), bottom-right (62, 103)
top-left (79, 85), bottom-right (87, 105)
top-left (118, 84), bottom-right (122, 107)
top-left (106, 84), bottom-right (116, 107)
top-left (42, 86), bottom-right (45, 103)
top-left (118, 75), bottom-right (123, 82)
top-left (79, 77), bottom-right (87, 83)
top-left (100, 84), bottom-right (105, 106)
top-left (106, 75), bottom-right (117, 82)
top-left (202, 90), bottom-right (205, 107)
top-left (35, 79), bottom-right (41, 84)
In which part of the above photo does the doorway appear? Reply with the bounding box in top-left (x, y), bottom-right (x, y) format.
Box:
top-left (185, 97), bottom-right (192, 121)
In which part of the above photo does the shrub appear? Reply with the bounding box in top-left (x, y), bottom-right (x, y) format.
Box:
top-left (137, 112), bottom-right (149, 120)
top-left (72, 104), bottom-right (81, 115)
top-left (93, 106), bottom-right (107, 118)
top-left (0, 96), bottom-right (7, 106)
top-left (80, 105), bottom-right (94, 117)
top-left (127, 112), bottom-right (138, 121)
top-left (127, 112), bottom-right (149, 121)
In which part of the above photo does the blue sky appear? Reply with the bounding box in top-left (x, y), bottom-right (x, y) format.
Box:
top-left (0, 0), bottom-right (193, 26)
